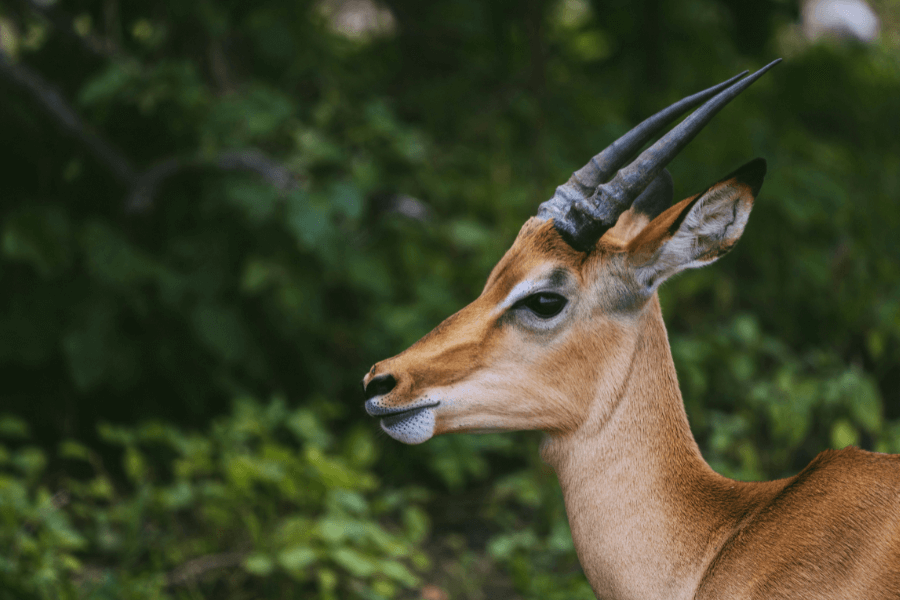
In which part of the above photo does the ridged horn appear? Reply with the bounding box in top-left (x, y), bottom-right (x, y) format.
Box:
top-left (545, 59), bottom-right (781, 252)
top-left (561, 71), bottom-right (748, 201)
top-left (537, 70), bottom-right (748, 226)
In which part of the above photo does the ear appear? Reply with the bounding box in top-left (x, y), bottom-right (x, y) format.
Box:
top-left (602, 169), bottom-right (673, 247)
top-left (626, 158), bottom-right (766, 292)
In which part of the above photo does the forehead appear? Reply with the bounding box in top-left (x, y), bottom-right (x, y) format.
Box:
top-left (482, 218), bottom-right (593, 299)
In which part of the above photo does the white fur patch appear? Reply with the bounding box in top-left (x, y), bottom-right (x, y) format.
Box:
top-left (636, 185), bottom-right (751, 291)
top-left (497, 278), bottom-right (544, 312)
top-left (380, 406), bottom-right (436, 444)
top-left (365, 395), bottom-right (439, 444)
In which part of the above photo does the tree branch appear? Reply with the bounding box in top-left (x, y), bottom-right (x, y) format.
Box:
top-left (0, 51), bottom-right (303, 212)
top-left (0, 51), bottom-right (137, 185)
top-left (7, 2), bottom-right (307, 213)
top-left (125, 150), bottom-right (302, 213)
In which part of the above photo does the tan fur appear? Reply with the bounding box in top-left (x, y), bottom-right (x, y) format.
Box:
top-left (364, 172), bottom-right (900, 599)
top-left (602, 207), bottom-right (651, 248)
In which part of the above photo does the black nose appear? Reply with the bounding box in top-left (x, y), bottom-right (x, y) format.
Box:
top-left (364, 374), bottom-right (397, 400)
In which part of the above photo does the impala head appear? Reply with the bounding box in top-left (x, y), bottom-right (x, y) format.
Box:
top-left (364, 61), bottom-right (778, 444)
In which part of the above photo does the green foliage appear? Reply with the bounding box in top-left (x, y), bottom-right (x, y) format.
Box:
top-left (672, 314), bottom-right (892, 481)
top-left (2, 0), bottom-right (900, 598)
top-left (0, 401), bottom-right (427, 599)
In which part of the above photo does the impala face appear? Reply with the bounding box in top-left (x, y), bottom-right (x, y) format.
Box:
top-left (363, 218), bottom-right (639, 443)
top-left (363, 63), bottom-right (777, 445)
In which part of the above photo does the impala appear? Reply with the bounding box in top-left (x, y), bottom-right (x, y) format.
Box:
top-left (363, 60), bottom-right (900, 600)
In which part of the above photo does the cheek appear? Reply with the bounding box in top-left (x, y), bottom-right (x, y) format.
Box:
top-left (540, 321), bottom-right (628, 427)
top-left (429, 316), bottom-right (631, 436)
top-left (428, 347), bottom-right (566, 434)
top-left (491, 326), bottom-right (608, 433)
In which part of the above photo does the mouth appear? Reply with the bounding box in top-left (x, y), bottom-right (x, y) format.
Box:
top-left (377, 403), bottom-right (440, 427)
top-left (364, 400), bottom-right (441, 444)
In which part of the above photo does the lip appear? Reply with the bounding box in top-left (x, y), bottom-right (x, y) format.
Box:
top-left (371, 402), bottom-right (440, 426)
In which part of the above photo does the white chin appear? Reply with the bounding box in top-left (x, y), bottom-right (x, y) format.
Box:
top-left (380, 407), bottom-right (436, 444)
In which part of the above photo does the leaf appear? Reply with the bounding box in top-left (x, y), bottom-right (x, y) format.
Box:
top-left (379, 559), bottom-right (418, 586)
top-left (346, 252), bottom-right (394, 298)
top-left (123, 446), bottom-right (147, 482)
top-left (0, 415), bottom-right (29, 439)
top-left (402, 506), bottom-right (429, 544)
top-left (43, 509), bottom-right (86, 550)
top-left (203, 84), bottom-right (293, 144)
top-left (244, 553), bottom-right (275, 576)
top-left (286, 409), bottom-right (332, 449)
top-left (12, 447), bottom-right (46, 477)
top-left (58, 440), bottom-right (91, 462)
top-left (97, 423), bottom-right (134, 446)
top-left (88, 476), bottom-right (114, 500)
top-left (225, 180), bottom-right (280, 223)
top-left (342, 427), bottom-right (377, 468)
top-left (159, 481), bottom-right (194, 509)
top-left (487, 530), bottom-right (538, 561)
top-left (276, 516), bottom-right (315, 546)
top-left (314, 516), bottom-right (368, 544)
top-left (285, 189), bottom-right (331, 249)
top-left (278, 546), bottom-right (316, 572)
top-left (448, 219), bottom-right (491, 251)
top-left (329, 182), bottom-right (364, 220)
top-left (327, 488), bottom-right (368, 515)
top-left (569, 30), bottom-right (611, 62)
top-left (296, 129), bottom-right (345, 165)
top-left (241, 258), bottom-right (286, 293)
top-left (0, 291), bottom-right (62, 365)
top-left (831, 420), bottom-right (859, 449)
top-left (80, 222), bottom-right (162, 288)
top-left (78, 63), bottom-right (134, 106)
top-left (330, 547), bottom-right (376, 578)
top-left (190, 303), bottom-right (250, 364)
top-left (1, 207), bottom-right (72, 276)
top-left (547, 519), bottom-right (575, 553)
top-left (305, 448), bottom-right (371, 491)
top-left (844, 372), bottom-right (883, 433)
top-left (62, 300), bottom-right (137, 391)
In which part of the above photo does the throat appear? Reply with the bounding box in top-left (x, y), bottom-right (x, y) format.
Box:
top-left (540, 298), bottom-right (769, 600)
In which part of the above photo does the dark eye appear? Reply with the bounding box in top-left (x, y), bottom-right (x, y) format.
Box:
top-left (518, 293), bottom-right (567, 318)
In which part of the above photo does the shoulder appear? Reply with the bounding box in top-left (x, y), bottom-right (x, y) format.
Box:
top-left (794, 447), bottom-right (900, 494)
top-left (696, 448), bottom-right (900, 600)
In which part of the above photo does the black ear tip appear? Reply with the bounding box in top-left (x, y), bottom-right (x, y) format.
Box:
top-left (724, 157), bottom-right (767, 197)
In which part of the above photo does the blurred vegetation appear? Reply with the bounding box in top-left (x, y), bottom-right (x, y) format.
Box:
top-left (1, 0), bottom-right (899, 598)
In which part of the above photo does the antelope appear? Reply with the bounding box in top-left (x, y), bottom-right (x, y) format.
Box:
top-left (362, 60), bottom-right (900, 600)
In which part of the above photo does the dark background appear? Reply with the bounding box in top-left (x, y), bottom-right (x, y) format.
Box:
top-left (1, 0), bottom-right (899, 598)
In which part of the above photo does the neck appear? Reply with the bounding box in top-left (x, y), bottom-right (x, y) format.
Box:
top-left (540, 295), bottom-right (781, 600)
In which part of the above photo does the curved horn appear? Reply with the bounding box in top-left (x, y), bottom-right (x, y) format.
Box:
top-left (567, 71), bottom-right (749, 196)
top-left (599, 59), bottom-right (782, 219)
top-left (538, 70), bottom-right (748, 223)
top-left (550, 59), bottom-right (782, 252)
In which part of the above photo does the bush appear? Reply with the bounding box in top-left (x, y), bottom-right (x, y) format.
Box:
top-left (0, 401), bottom-right (428, 599)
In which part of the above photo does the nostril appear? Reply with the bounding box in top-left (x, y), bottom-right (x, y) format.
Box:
top-left (364, 374), bottom-right (397, 400)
